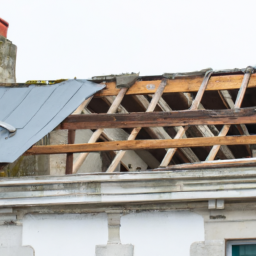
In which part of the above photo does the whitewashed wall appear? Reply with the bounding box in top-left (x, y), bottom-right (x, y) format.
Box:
top-left (22, 211), bottom-right (204, 256)
top-left (22, 213), bottom-right (108, 256)
top-left (121, 211), bottom-right (204, 256)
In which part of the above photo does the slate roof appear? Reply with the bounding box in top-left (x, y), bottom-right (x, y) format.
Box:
top-left (0, 79), bottom-right (105, 163)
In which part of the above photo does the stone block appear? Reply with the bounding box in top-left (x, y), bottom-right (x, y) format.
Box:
top-left (0, 246), bottom-right (34, 256)
top-left (190, 240), bottom-right (224, 256)
top-left (95, 244), bottom-right (134, 256)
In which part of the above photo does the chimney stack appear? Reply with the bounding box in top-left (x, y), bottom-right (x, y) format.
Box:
top-left (0, 18), bottom-right (17, 83)
top-left (0, 18), bottom-right (9, 38)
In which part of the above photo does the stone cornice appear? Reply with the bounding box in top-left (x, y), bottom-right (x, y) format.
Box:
top-left (0, 167), bottom-right (256, 207)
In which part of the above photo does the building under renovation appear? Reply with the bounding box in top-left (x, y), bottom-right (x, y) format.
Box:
top-left (1, 18), bottom-right (256, 256)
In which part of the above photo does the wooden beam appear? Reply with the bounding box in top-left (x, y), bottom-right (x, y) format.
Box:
top-left (94, 73), bottom-right (256, 97)
top-left (60, 107), bottom-right (256, 129)
top-left (157, 157), bottom-right (256, 171)
top-left (180, 92), bottom-right (234, 160)
top-left (65, 130), bottom-right (76, 174)
top-left (25, 135), bottom-right (256, 155)
top-left (72, 88), bottom-right (128, 173)
top-left (160, 71), bottom-right (213, 166)
top-left (206, 70), bottom-right (253, 161)
top-left (72, 96), bottom-right (93, 115)
top-left (106, 78), bottom-right (168, 173)
top-left (218, 90), bottom-right (251, 156)
top-left (81, 108), bottom-right (150, 171)
top-left (133, 95), bottom-right (199, 163)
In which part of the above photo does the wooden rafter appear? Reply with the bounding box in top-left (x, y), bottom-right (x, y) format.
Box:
top-left (133, 95), bottom-right (199, 163)
top-left (179, 92), bottom-right (234, 160)
top-left (206, 69), bottom-right (253, 161)
top-left (106, 78), bottom-right (168, 173)
top-left (25, 135), bottom-right (256, 155)
top-left (160, 71), bottom-right (213, 167)
top-left (72, 88), bottom-right (128, 173)
top-left (218, 90), bottom-right (251, 156)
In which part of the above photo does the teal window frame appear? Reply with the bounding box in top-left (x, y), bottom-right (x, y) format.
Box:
top-left (226, 240), bottom-right (256, 256)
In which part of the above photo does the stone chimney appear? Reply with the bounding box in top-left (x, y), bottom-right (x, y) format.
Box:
top-left (0, 18), bottom-right (17, 83)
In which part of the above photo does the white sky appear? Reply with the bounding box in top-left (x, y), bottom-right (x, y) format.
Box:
top-left (1, 0), bottom-right (256, 82)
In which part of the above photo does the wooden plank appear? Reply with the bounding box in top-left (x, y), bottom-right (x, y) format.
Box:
top-left (65, 130), bottom-right (76, 174)
top-left (94, 73), bottom-right (256, 97)
top-left (25, 135), bottom-right (256, 155)
top-left (158, 158), bottom-right (256, 171)
top-left (60, 107), bottom-right (256, 129)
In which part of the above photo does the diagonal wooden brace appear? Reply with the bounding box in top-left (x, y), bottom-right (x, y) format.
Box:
top-left (72, 88), bottom-right (128, 173)
top-left (106, 78), bottom-right (168, 173)
top-left (206, 67), bottom-right (254, 161)
top-left (160, 71), bottom-right (213, 167)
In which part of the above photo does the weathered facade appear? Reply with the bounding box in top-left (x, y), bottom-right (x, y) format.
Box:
top-left (2, 18), bottom-right (256, 256)
top-left (1, 169), bottom-right (256, 255)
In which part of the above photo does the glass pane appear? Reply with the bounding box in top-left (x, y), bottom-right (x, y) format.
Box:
top-left (232, 244), bottom-right (256, 256)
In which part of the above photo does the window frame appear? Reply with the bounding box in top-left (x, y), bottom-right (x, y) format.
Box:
top-left (226, 239), bottom-right (256, 256)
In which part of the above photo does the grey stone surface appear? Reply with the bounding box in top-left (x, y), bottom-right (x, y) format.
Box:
top-left (190, 240), bottom-right (224, 256)
top-left (95, 244), bottom-right (134, 256)
top-left (0, 35), bottom-right (16, 83)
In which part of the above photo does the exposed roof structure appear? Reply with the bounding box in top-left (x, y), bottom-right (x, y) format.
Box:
top-left (0, 79), bottom-right (105, 163)
top-left (24, 67), bottom-right (256, 174)
top-left (2, 67), bottom-right (256, 175)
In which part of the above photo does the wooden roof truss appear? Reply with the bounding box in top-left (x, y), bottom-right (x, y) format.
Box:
top-left (24, 67), bottom-right (256, 174)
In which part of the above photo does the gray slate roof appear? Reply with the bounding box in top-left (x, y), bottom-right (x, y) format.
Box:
top-left (0, 79), bottom-right (105, 163)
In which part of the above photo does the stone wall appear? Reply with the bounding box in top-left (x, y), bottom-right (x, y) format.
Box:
top-left (0, 35), bottom-right (16, 83)
top-left (0, 202), bottom-right (256, 255)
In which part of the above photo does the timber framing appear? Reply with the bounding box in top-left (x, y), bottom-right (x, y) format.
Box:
top-left (17, 69), bottom-right (256, 173)
top-left (94, 73), bottom-right (256, 97)
top-left (60, 107), bottom-right (256, 130)
top-left (26, 135), bottom-right (256, 155)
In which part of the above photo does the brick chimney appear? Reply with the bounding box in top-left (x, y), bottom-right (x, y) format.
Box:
top-left (0, 18), bottom-right (17, 83)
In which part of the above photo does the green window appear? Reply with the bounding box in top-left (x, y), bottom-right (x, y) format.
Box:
top-left (232, 244), bottom-right (256, 256)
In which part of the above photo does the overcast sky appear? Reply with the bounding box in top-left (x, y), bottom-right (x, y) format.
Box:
top-left (1, 0), bottom-right (256, 82)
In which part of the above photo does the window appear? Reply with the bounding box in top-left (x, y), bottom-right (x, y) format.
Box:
top-left (226, 240), bottom-right (256, 256)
